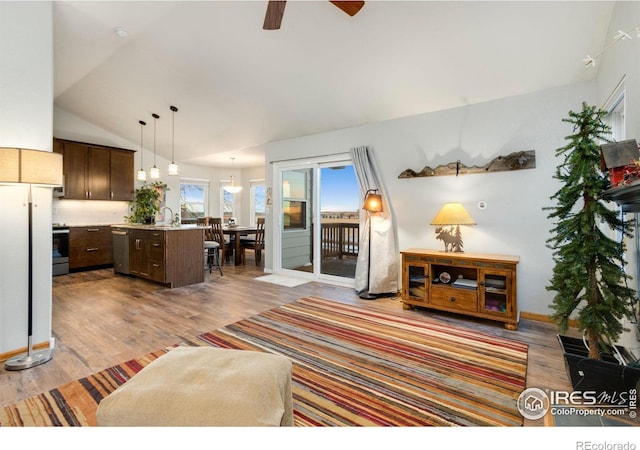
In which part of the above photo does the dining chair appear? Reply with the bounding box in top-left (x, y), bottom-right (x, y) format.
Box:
top-left (196, 217), bottom-right (211, 227)
top-left (240, 217), bottom-right (265, 266)
top-left (211, 218), bottom-right (233, 266)
top-left (203, 220), bottom-right (223, 276)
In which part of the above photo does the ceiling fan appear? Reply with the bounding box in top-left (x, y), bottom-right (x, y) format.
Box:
top-left (263, 1), bottom-right (365, 30)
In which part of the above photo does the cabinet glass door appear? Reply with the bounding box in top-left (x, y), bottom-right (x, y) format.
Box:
top-left (405, 262), bottom-right (428, 302)
top-left (479, 270), bottom-right (511, 316)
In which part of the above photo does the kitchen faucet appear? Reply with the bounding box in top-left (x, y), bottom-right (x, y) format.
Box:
top-left (160, 206), bottom-right (179, 227)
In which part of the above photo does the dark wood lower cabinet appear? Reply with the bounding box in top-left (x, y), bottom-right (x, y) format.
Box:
top-left (69, 226), bottom-right (113, 270)
top-left (128, 227), bottom-right (204, 288)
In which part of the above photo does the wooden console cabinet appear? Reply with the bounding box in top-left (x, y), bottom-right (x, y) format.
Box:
top-left (401, 249), bottom-right (519, 330)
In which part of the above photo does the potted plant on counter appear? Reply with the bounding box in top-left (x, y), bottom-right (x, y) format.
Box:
top-left (126, 181), bottom-right (167, 224)
top-left (545, 102), bottom-right (640, 394)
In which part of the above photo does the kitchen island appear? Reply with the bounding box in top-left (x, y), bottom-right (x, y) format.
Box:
top-left (111, 224), bottom-right (204, 288)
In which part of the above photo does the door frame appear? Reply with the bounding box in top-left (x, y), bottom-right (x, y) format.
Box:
top-left (271, 153), bottom-right (355, 288)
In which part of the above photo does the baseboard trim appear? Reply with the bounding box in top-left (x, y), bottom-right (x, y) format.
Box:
top-left (0, 341), bottom-right (51, 363)
top-left (520, 311), bottom-right (578, 328)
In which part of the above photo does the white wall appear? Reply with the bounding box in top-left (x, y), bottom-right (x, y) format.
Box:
top-left (0, 2), bottom-right (54, 355)
top-left (266, 81), bottom-right (595, 317)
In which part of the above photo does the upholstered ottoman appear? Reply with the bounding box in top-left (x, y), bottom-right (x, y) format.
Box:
top-left (96, 346), bottom-right (293, 427)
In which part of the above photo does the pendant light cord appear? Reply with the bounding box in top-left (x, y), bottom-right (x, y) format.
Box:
top-left (152, 113), bottom-right (159, 166)
top-left (170, 106), bottom-right (178, 163)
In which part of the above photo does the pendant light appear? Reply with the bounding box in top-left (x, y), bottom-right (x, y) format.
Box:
top-left (168, 105), bottom-right (179, 176)
top-left (150, 113), bottom-right (160, 179)
top-left (223, 157), bottom-right (243, 193)
top-left (136, 120), bottom-right (147, 181)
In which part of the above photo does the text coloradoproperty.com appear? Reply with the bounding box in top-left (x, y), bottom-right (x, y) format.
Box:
top-left (554, 407), bottom-right (630, 417)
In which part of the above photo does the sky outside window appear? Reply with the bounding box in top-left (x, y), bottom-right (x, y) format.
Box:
top-left (321, 165), bottom-right (359, 212)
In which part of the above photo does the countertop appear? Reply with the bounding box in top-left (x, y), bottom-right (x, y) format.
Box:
top-left (110, 223), bottom-right (204, 231)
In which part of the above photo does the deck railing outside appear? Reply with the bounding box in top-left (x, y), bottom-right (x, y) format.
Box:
top-left (320, 222), bottom-right (359, 259)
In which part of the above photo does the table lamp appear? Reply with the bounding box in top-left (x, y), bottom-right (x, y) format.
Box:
top-left (430, 202), bottom-right (476, 253)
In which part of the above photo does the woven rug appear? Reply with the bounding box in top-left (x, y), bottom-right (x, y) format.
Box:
top-left (0, 296), bottom-right (528, 426)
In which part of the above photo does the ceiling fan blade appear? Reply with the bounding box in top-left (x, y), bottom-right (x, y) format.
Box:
top-left (330, 1), bottom-right (365, 17)
top-left (263, 1), bottom-right (286, 30)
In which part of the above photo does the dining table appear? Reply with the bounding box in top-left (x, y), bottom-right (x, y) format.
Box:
top-left (223, 225), bottom-right (258, 265)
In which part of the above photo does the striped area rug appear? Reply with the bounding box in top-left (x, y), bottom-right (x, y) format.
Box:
top-left (0, 296), bottom-right (528, 426)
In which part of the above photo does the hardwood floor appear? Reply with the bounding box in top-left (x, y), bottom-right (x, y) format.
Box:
top-left (0, 259), bottom-right (576, 426)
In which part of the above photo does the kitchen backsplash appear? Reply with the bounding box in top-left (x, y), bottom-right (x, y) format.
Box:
top-left (53, 198), bottom-right (131, 226)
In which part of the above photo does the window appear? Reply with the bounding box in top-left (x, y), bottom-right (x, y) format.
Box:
top-left (282, 170), bottom-right (308, 230)
top-left (180, 178), bottom-right (209, 223)
top-left (283, 200), bottom-right (306, 229)
top-left (603, 78), bottom-right (625, 141)
top-left (220, 182), bottom-right (235, 222)
top-left (250, 180), bottom-right (266, 226)
top-left (606, 94), bottom-right (625, 142)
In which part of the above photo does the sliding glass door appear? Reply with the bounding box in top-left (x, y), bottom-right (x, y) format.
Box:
top-left (280, 167), bottom-right (314, 273)
top-left (318, 164), bottom-right (359, 278)
top-left (275, 155), bottom-right (359, 284)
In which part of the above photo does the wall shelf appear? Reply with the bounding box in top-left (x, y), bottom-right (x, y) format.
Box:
top-left (603, 180), bottom-right (640, 212)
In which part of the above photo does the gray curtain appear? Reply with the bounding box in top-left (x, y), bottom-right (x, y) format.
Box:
top-left (350, 146), bottom-right (399, 295)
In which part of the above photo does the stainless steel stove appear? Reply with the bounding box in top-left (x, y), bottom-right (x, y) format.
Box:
top-left (52, 224), bottom-right (69, 276)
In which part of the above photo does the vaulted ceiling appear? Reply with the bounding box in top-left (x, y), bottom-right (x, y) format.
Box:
top-left (53, 1), bottom-right (614, 168)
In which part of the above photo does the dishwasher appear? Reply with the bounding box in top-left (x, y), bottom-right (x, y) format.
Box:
top-left (112, 228), bottom-right (130, 275)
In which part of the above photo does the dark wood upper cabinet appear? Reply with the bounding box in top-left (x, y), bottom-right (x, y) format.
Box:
top-left (87, 146), bottom-right (111, 200)
top-left (62, 141), bottom-right (90, 200)
top-left (110, 150), bottom-right (135, 201)
top-left (55, 138), bottom-right (134, 201)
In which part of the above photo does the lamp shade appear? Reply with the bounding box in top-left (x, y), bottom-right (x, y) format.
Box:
top-left (223, 157), bottom-right (242, 193)
top-left (362, 189), bottom-right (383, 213)
top-left (224, 175), bottom-right (243, 193)
top-left (430, 202), bottom-right (476, 226)
top-left (0, 148), bottom-right (63, 186)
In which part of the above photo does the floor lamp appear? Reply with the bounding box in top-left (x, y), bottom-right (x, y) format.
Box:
top-left (0, 148), bottom-right (63, 370)
top-left (359, 189), bottom-right (383, 300)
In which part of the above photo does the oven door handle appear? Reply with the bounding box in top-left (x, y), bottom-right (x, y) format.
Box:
top-left (53, 229), bottom-right (70, 234)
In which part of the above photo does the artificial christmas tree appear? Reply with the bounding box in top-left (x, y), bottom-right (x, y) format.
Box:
top-left (546, 102), bottom-right (637, 360)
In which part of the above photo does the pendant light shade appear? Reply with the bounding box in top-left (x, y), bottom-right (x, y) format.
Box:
top-left (168, 105), bottom-right (179, 176)
top-left (150, 113), bottom-right (160, 179)
top-left (136, 120), bottom-right (147, 181)
top-left (223, 157), bottom-right (243, 193)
